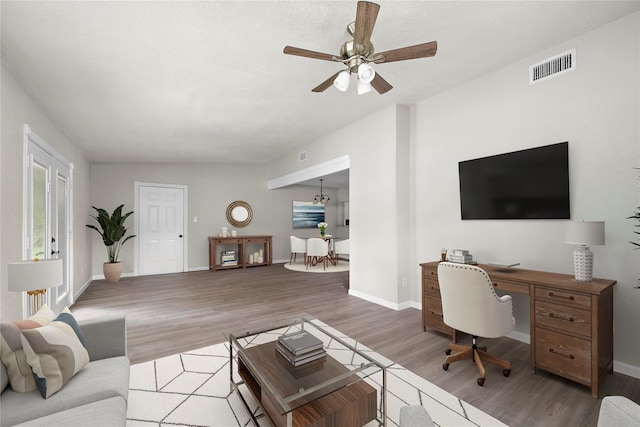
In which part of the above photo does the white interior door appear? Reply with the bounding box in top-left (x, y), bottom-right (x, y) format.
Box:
top-left (137, 184), bottom-right (186, 275)
top-left (25, 126), bottom-right (73, 315)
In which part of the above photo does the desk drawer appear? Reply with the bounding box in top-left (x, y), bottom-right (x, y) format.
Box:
top-left (423, 268), bottom-right (438, 280)
top-left (535, 300), bottom-right (591, 338)
top-left (535, 327), bottom-right (591, 385)
top-left (423, 278), bottom-right (442, 299)
top-left (423, 297), bottom-right (451, 334)
top-left (492, 280), bottom-right (529, 295)
top-left (535, 287), bottom-right (590, 309)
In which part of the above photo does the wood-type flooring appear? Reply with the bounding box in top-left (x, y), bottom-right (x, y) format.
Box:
top-left (71, 263), bottom-right (640, 427)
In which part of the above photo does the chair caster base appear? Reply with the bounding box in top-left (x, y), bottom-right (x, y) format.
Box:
top-left (477, 377), bottom-right (485, 386)
top-left (503, 369), bottom-right (511, 377)
top-left (445, 349), bottom-right (452, 355)
top-left (443, 363), bottom-right (449, 371)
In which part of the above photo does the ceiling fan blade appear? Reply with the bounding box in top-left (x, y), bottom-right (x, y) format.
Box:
top-left (312, 71), bottom-right (342, 93)
top-left (353, 1), bottom-right (380, 53)
top-left (373, 41), bottom-right (438, 64)
top-left (370, 73), bottom-right (393, 94)
top-left (283, 46), bottom-right (337, 62)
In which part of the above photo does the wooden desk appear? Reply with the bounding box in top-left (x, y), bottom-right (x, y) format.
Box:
top-left (208, 235), bottom-right (272, 271)
top-left (420, 261), bottom-right (616, 397)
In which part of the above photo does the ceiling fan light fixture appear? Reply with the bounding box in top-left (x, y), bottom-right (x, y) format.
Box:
top-left (358, 63), bottom-right (375, 83)
top-left (333, 70), bottom-right (351, 92)
top-left (357, 79), bottom-right (373, 95)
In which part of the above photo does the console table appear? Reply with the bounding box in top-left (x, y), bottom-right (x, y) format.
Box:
top-left (208, 235), bottom-right (272, 271)
top-left (420, 261), bottom-right (616, 397)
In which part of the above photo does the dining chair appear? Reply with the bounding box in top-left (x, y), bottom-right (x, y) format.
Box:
top-left (306, 238), bottom-right (329, 270)
top-left (437, 262), bottom-right (515, 386)
top-left (289, 236), bottom-right (307, 265)
top-left (333, 239), bottom-right (350, 264)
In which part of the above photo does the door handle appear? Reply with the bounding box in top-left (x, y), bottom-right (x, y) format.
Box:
top-left (179, 234), bottom-right (183, 238)
top-left (51, 250), bottom-right (60, 255)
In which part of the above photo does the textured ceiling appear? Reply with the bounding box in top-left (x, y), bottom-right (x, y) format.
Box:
top-left (2, 1), bottom-right (639, 165)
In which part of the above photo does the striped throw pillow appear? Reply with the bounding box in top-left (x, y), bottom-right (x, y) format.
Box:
top-left (21, 310), bottom-right (90, 398)
top-left (0, 305), bottom-right (56, 392)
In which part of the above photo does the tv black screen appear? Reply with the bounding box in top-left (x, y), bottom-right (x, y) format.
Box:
top-left (459, 142), bottom-right (570, 220)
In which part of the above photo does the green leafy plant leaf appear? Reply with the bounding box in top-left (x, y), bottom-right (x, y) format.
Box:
top-left (86, 204), bottom-right (136, 263)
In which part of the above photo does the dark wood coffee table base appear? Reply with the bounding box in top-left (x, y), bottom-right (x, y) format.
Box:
top-left (237, 341), bottom-right (377, 427)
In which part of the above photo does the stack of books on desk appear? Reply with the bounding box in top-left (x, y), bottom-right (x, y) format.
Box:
top-left (220, 250), bottom-right (237, 266)
top-left (275, 330), bottom-right (326, 367)
top-left (448, 249), bottom-right (475, 264)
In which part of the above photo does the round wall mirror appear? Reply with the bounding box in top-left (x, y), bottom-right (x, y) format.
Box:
top-left (226, 200), bottom-right (253, 228)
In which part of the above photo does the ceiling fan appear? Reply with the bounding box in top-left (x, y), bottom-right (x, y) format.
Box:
top-left (283, 1), bottom-right (437, 95)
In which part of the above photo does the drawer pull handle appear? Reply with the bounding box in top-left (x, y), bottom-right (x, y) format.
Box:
top-left (431, 311), bottom-right (443, 318)
top-left (549, 348), bottom-right (575, 359)
top-left (548, 313), bottom-right (575, 322)
top-left (431, 286), bottom-right (439, 291)
top-left (548, 292), bottom-right (575, 301)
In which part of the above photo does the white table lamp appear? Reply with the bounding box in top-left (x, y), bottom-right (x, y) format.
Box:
top-left (8, 258), bottom-right (63, 315)
top-left (564, 221), bottom-right (605, 282)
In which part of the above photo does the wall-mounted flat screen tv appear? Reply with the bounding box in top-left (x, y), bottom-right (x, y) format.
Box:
top-left (459, 142), bottom-right (570, 220)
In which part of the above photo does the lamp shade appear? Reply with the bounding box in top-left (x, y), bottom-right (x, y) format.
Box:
top-left (333, 70), bottom-right (351, 92)
top-left (8, 259), bottom-right (63, 292)
top-left (357, 63), bottom-right (375, 83)
top-left (564, 221), bottom-right (605, 246)
top-left (357, 79), bottom-right (373, 95)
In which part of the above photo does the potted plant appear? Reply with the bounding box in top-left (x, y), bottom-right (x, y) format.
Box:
top-left (86, 204), bottom-right (135, 282)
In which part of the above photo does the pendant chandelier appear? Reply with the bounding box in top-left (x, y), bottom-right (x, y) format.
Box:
top-left (313, 179), bottom-right (330, 205)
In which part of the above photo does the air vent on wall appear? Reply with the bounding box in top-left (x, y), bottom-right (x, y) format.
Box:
top-left (529, 48), bottom-right (576, 85)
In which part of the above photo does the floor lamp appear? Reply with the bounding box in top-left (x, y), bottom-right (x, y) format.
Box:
top-left (564, 221), bottom-right (605, 282)
top-left (8, 258), bottom-right (63, 316)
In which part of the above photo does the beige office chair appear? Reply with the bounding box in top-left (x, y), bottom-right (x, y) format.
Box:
top-left (437, 262), bottom-right (515, 386)
top-left (306, 238), bottom-right (329, 270)
top-left (289, 236), bottom-right (307, 265)
top-left (333, 239), bottom-right (350, 264)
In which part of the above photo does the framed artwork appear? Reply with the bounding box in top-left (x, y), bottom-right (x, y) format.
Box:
top-left (292, 201), bottom-right (325, 229)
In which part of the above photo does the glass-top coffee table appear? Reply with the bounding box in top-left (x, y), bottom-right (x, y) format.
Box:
top-left (228, 316), bottom-right (388, 426)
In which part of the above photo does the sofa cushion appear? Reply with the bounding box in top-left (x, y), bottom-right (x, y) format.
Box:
top-left (21, 311), bottom-right (90, 398)
top-left (12, 396), bottom-right (127, 427)
top-left (0, 356), bottom-right (130, 426)
top-left (1, 361), bottom-right (8, 393)
top-left (0, 305), bottom-right (56, 393)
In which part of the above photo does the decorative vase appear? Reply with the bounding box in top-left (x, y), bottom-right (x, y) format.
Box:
top-left (320, 228), bottom-right (326, 237)
top-left (103, 262), bottom-right (122, 283)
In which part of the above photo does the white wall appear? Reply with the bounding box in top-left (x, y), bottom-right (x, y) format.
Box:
top-left (1, 65), bottom-right (93, 320)
top-left (269, 105), bottom-right (409, 308)
top-left (88, 163), bottom-right (343, 274)
top-left (414, 13), bottom-right (639, 371)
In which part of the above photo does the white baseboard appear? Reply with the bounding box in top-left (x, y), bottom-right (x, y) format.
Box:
top-left (506, 330), bottom-right (531, 344)
top-left (614, 360), bottom-right (640, 379)
top-left (349, 288), bottom-right (402, 311)
top-left (72, 277), bottom-right (94, 304)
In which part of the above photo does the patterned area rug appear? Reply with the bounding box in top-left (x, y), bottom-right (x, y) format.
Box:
top-left (283, 261), bottom-right (349, 273)
top-left (125, 320), bottom-right (505, 427)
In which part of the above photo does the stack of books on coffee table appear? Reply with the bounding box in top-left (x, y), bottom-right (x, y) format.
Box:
top-left (275, 330), bottom-right (327, 369)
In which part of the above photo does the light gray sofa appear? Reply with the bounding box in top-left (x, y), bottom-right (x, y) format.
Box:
top-left (598, 396), bottom-right (640, 427)
top-left (0, 314), bottom-right (130, 426)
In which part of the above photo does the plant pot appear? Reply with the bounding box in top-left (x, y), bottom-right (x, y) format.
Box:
top-left (103, 262), bottom-right (122, 283)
